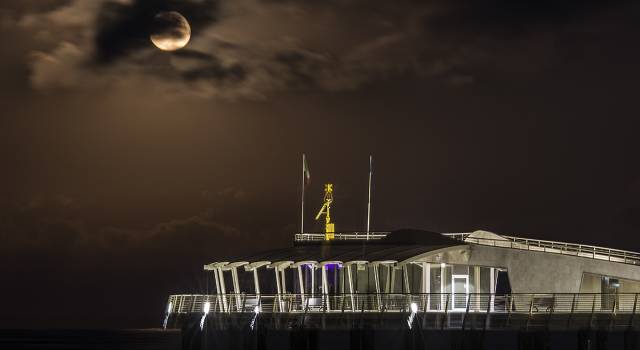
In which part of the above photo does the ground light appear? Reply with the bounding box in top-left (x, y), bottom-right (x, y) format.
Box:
top-left (250, 305), bottom-right (261, 330)
top-left (163, 302), bottom-right (173, 330)
top-left (200, 301), bottom-right (211, 331)
top-left (407, 302), bottom-right (418, 329)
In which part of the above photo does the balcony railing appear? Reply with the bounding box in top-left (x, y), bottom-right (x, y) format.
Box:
top-left (294, 232), bottom-right (389, 241)
top-left (167, 293), bottom-right (639, 315)
top-left (443, 233), bottom-right (640, 266)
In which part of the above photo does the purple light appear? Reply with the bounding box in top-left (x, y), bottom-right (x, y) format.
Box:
top-left (324, 263), bottom-right (342, 269)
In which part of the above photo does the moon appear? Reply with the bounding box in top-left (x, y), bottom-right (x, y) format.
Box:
top-left (150, 11), bottom-right (191, 51)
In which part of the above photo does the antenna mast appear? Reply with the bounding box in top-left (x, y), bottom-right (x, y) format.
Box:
top-left (366, 155), bottom-right (372, 239)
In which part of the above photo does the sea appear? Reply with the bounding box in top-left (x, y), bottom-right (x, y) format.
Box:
top-left (0, 329), bottom-right (181, 349)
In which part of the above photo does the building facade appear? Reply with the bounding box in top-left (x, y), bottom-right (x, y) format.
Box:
top-left (165, 229), bottom-right (640, 334)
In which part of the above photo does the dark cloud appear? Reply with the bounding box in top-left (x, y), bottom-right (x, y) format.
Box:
top-left (181, 59), bottom-right (246, 82)
top-left (17, 0), bottom-right (639, 97)
top-left (0, 0), bottom-right (70, 18)
top-left (94, 0), bottom-right (218, 63)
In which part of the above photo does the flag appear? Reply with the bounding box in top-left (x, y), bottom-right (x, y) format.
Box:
top-left (303, 154), bottom-right (311, 185)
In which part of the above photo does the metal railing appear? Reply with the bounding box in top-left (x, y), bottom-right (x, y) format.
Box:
top-left (443, 233), bottom-right (640, 266)
top-left (294, 232), bottom-right (389, 241)
top-left (167, 293), bottom-right (639, 315)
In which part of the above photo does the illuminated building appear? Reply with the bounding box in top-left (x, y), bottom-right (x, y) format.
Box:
top-left (164, 229), bottom-right (640, 349)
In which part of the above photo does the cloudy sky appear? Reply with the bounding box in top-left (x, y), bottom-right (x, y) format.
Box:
top-left (1, 0), bottom-right (640, 328)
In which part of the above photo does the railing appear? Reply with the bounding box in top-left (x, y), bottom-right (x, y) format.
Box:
top-left (442, 233), bottom-right (640, 266)
top-left (293, 232), bottom-right (640, 266)
top-left (294, 232), bottom-right (390, 241)
top-left (167, 293), bottom-right (639, 315)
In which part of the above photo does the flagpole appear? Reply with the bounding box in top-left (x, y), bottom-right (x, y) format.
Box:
top-left (366, 155), bottom-right (372, 239)
top-left (301, 153), bottom-right (305, 235)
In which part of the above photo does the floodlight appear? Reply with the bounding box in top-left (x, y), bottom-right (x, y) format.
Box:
top-left (410, 302), bottom-right (418, 313)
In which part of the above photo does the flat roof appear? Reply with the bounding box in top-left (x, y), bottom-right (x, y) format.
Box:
top-left (221, 229), bottom-right (464, 263)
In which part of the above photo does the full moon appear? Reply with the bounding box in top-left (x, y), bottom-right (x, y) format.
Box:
top-left (150, 11), bottom-right (191, 51)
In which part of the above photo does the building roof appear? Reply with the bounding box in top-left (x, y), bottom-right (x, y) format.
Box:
top-left (224, 229), bottom-right (464, 264)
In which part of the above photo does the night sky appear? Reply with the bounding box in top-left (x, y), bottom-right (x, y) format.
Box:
top-left (1, 0), bottom-right (640, 329)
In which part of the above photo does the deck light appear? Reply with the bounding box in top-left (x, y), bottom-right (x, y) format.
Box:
top-left (407, 303), bottom-right (418, 329)
top-left (200, 301), bottom-right (211, 331)
top-left (250, 306), bottom-right (261, 330)
top-left (163, 302), bottom-right (173, 330)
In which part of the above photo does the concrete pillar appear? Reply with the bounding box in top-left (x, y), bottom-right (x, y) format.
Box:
top-left (281, 269), bottom-right (287, 293)
top-left (275, 268), bottom-right (282, 294)
top-left (231, 267), bottom-right (242, 311)
top-left (213, 269), bottom-right (221, 294)
top-left (311, 266), bottom-right (315, 296)
top-left (253, 268), bottom-right (261, 295)
top-left (423, 263), bottom-right (430, 293)
top-left (490, 267), bottom-right (495, 311)
top-left (347, 265), bottom-right (355, 310)
top-left (321, 266), bottom-right (328, 294)
top-left (218, 268), bottom-right (228, 312)
top-left (213, 268), bottom-right (222, 312)
top-left (424, 263), bottom-right (430, 311)
top-left (403, 265), bottom-right (410, 293)
top-left (274, 267), bottom-right (283, 312)
top-left (297, 266), bottom-right (304, 294)
top-left (297, 266), bottom-right (305, 310)
top-left (373, 264), bottom-right (382, 310)
top-left (385, 265), bottom-right (392, 293)
top-left (373, 265), bottom-right (381, 294)
top-left (321, 265), bottom-right (329, 311)
top-left (474, 266), bottom-right (480, 310)
top-left (390, 268), bottom-right (396, 293)
top-left (231, 267), bottom-right (240, 293)
top-left (440, 263), bottom-right (446, 310)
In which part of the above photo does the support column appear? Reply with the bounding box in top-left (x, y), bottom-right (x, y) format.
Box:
top-left (213, 268), bottom-right (221, 294)
top-left (311, 265), bottom-right (315, 296)
top-left (231, 268), bottom-right (240, 293)
top-left (440, 263), bottom-right (446, 310)
top-left (385, 265), bottom-right (391, 293)
top-left (213, 268), bottom-right (222, 312)
top-left (347, 265), bottom-right (355, 310)
top-left (275, 268), bottom-right (282, 294)
top-left (253, 269), bottom-right (261, 295)
top-left (218, 268), bottom-right (228, 312)
top-left (274, 267), bottom-right (283, 312)
top-left (422, 263), bottom-right (430, 293)
top-left (297, 266), bottom-right (305, 309)
top-left (390, 267), bottom-right (396, 293)
top-left (231, 267), bottom-right (241, 311)
top-left (321, 265), bottom-right (329, 311)
top-left (297, 266), bottom-right (305, 294)
top-left (321, 266), bottom-right (328, 294)
top-left (474, 266), bottom-right (480, 311)
top-left (490, 267), bottom-right (495, 311)
top-left (424, 262), bottom-right (430, 311)
top-left (373, 265), bottom-right (381, 294)
top-left (403, 265), bottom-right (411, 293)
top-left (373, 264), bottom-right (381, 310)
top-left (281, 269), bottom-right (287, 294)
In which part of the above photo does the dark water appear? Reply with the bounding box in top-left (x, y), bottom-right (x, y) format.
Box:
top-left (0, 329), bottom-right (181, 349)
top-left (5, 327), bottom-right (640, 349)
